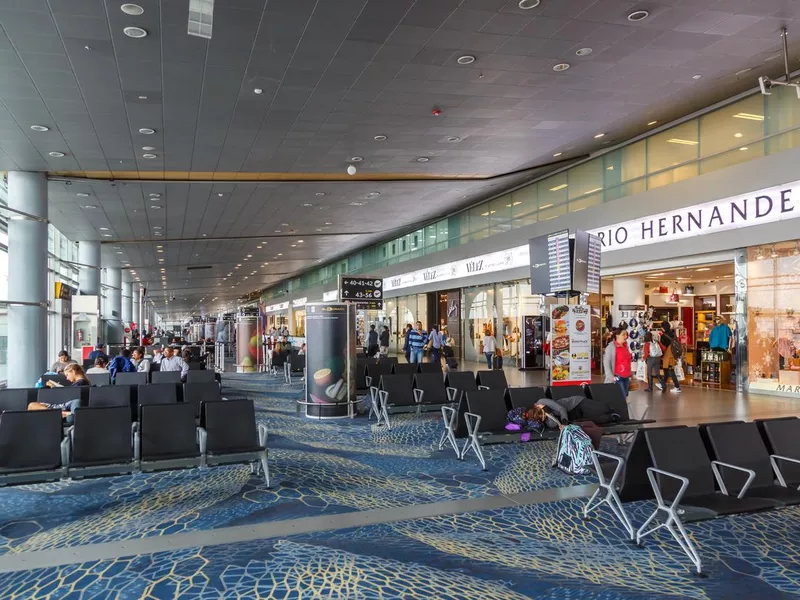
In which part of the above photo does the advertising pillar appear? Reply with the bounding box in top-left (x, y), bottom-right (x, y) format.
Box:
top-left (236, 309), bottom-right (260, 372)
top-left (305, 303), bottom-right (356, 419)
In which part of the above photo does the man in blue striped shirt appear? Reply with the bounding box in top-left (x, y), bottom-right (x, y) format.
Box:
top-left (407, 321), bottom-right (428, 364)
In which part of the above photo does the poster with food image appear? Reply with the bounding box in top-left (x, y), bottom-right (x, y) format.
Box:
top-left (550, 304), bottom-right (592, 385)
top-left (236, 319), bottom-right (258, 372)
top-left (305, 303), bottom-right (355, 419)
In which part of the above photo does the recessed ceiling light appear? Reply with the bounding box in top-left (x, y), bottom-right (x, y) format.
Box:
top-left (30, 125), bottom-right (49, 132)
top-left (102, 234), bottom-right (112, 237)
top-left (350, 201), bottom-right (364, 206)
top-left (76, 192), bottom-right (89, 197)
top-left (627, 10), bottom-right (649, 21)
top-left (315, 192), bottom-right (326, 196)
top-left (254, 88), bottom-right (263, 94)
top-left (149, 193), bottom-right (161, 198)
top-left (246, 254), bottom-right (252, 258)
top-left (154, 232), bottom-right (162, 236)
top-left (350, 156), bottom-right (363, 162)
top-left (138, 95), bottom-right (148, 100)
top-left (549, 184), bottom-right (568, 191)
top-left (85, 205), bottom-right (98, 209)
top-left (457, 55), bottom-right (476, 65)
top-left (142, 153), bottom-right (157, 159)
top-left (151, 205), bottom-right (162, 209)
top-left (297, 240), bottom-right (304, 243)
top-left (666, 138), bottom-right (698, 145)
top-left (739, 146), bottom-right (749, 151)
top-left (142, 146), bottom-right (155, 151)
top-left (734, 132), bottom-right (743, 138)
top-left (647, 120), bottom-right (658, 126)
top-left (325, 221), bottom-right (332, 225)
top-left (373, 135), bottom-right (387, 141)
top-left (138, 128), bottom-right (155, 135)
top-left (696, 267), bottom-right (711, 272)
top-left (446, 136), bottom-right (461, 142)
top-left (49, 151), bottom-right (65, 157)
top-left (153, 226), bottom-right (162, 230)
top-left (575, 48), bottom-right (592, 56)
top-left (552, 63), bottom-right (570, 72)
top-left (116, 251), bottom-right (123, 255)
top-left (593, 133), bottom-right (605, 139)
top-left (733, 112), bottom-right (764, 121)
top-left (692, 74), bottom-right (702, 80)
top-left (99, 227), bottom-right (109, 231)
top-left (735, 68), bottom-right (752, 76)
top-left (277, 253), bottom-right (283, 256)
top-left (367, 191), bottom-right (380, 197)
top-left (553, 152), bottom-right (562, 157)
top-left (290, 244), bottom-right (296, 248)
top-left (303, 203), bottom-right (313, 207)
top-left (123, 26), bottom-right (148, 38)
top-left (518, 0), bottom-right (541, 8)
top-left (416, 157), bottom-right (430, 162)
top-left (121, 3), bottom-right (144, 15)
top-left (281, 223), bottom-right (289, 227)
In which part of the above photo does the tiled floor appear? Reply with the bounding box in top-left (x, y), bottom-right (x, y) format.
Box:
top-left (0, 371), bottom-right (798, 598)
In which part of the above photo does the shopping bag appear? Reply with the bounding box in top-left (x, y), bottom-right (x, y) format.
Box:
top-left (674, 359), bottom-right (685, 381)
top-left (635, 360), bottom-right (646, 381)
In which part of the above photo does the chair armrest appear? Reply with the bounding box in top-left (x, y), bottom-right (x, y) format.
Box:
top-left (258, 424), bottom-right (269, 448)
top-left (477, 385), bottom-right (489, 391)
top-left (711, 460), bottom-right (756, 498)
top-left (441, 405), bottom-right (455, 422)
top-left (133, 430), bottom-right (141, 461)
top-left (464, 411), bottom-right (482, 437)
top-left (646, 467), bottom-right (690, 509)
top-left (378, 389), bottom-right (389, 408)
top-left (365, 376), bottom-right (372, 388)
top-left (591, 451), bottom-right (624, 487)
top-left (197, 427), bottom-right (207, 454)
top-left (770, 454), bottom-right (800, 487)
top-left (413, 388), bottom-right (424, 404)
top-left (60, 427), bottom-right (73, 468)
top-left (446, 387), bottom-right (458, 403)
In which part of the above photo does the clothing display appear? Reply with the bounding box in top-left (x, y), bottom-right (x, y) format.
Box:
top-left (708, 322), bottom-right (732, 351)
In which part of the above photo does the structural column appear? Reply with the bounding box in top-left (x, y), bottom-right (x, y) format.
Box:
top-left (78, 241), bottom-right (100, 295)
top-left (104, 266), bottom-right (123, 344)
top-left (612, 276), bottom-right (645, 327)
top-left (7, 172), bottom-right (48, 388)
top-left (121, 275), bottom-right (133, 326)
top-left (132, 283), bottom-right (140, 333)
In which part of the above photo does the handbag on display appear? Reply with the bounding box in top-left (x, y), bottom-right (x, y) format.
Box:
top-left (674, 359), bottom-right (685, 381)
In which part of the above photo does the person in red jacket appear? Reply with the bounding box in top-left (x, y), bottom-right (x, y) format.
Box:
top-left (602, 328), bottom-right (632, 397)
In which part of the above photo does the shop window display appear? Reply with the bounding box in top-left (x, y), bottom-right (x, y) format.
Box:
top-left (746, 241), bottom-right (800, 396)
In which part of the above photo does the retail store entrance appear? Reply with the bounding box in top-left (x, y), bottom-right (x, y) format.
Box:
top-left (602, 260), bottom-right (738, 390)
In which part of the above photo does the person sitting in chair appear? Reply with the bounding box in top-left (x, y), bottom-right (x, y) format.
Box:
top-left (30, 363), bottom-right (90, 424)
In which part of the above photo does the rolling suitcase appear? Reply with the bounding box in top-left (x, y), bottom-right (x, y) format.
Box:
top-left (446, 357), bottom-right (458, 370)
top-left (492, 354), bottom-right (503, 370)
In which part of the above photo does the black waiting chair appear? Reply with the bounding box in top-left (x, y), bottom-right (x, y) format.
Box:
top-left (380, 356), bottom-right (398, 365)
top-left (114, 372), bottom-right (148, 387)
top-left (371, 374), bottom-right (419, 428)
top-left (289, 354), bottom-right (305, 373)
top-left (461, 390), bottom-right (522, 470)
top-left (64, 406), bottom-right (135, 478)
top-left (37, 386), bottom-right (89, 408)
top-left (475, 370), bottom-right (507, 391)
top-left (586, 383), bottom-right (654, 426)
top-left (89, 385), bottom-right (132, 409)
top-left (441, 371), bottom-right (478, 442)
top-left (89, 372), bottom-right (111, 387)
top-left (0, 388), bottom-right (37, 412)
top-left (42, 374), bottom-right (69, 387)
top-left (137, 383), bottom-right (179, 414)
top-left (186, 370), bottom-right (216, 384)
top-left (199, 399), bottom-right (269, 485)
top-left (413, 373), bottom-right (455, 410)
top-left (364, 362), bottom-right (392, 390)
top-left (392, 363), bottom-right (418, 377)
top-left (136, 403), bottom-right (202, 472)
top-left (184, 382), bottom-right (222, 419)
top-left (0, 410), bottom-right (64, 485)
top-left (82, 359), bottom-right (94, 370)
top-left (151, 370), bottom-right (182, 384)
top-left (356, 358), bottom-right (380, 391)
top-left (549, 384), bottom-right (586, 401)
top-left (637, 426), bottom-right (780, 574)
top-left (704, 421), bottom-right (800, 505)
top-left (757, 417), bottom-right (800, 488)
top-left (417, 362), bottom-right (442, 374)
top-left (506, 387), bottom-right (548, 411)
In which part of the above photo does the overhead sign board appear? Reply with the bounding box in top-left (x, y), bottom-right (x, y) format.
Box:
top-left (264, 301), bottom-right (289, 313)
top-left (339, 276), bottom-right (383, 309)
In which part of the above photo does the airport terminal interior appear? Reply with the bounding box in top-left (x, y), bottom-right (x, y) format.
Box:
top-left (3, 0), bottom-right (800, 598)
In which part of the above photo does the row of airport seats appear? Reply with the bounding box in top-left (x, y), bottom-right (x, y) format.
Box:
top-left (358, 358), bottom-right (442, 391)
top-left (367, 372), bottom-right (457, 428)
top-left (43, 369), bottom-right (218, 388)
top-left (0, 380), bottom-right (223, 422)
top-left (0, 398), bottom-right (269, 487)
top-left (269, 352), bottom-right (305, 384)
top-left (585, 418), bottom-right (800, 575)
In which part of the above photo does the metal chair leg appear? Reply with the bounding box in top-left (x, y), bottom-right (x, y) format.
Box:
top-left (583, 451), bottom-right (635, 541)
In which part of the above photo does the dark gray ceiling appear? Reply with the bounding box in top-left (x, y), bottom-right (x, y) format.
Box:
top-left (1, 0), bottom-right (799, 318)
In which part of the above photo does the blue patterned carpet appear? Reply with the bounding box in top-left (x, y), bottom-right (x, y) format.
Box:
top-left (1, 373), bottom-right (799, 599)
top-left (0, 374), bottom-right (603, 556)
top-left (1, 500), bottom-right (799, 599)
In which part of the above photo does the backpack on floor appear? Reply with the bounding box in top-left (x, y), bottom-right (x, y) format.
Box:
top-left (554, 424), bottom-right (594, 475)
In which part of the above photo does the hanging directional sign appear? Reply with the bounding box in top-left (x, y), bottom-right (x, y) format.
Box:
top-left (338, 275), bottom-right (383, 309)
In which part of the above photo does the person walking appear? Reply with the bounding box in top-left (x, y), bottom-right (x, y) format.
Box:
top-left (407, 321), bottom-right (428, 364)
top-left (659, 322), bottom-right (682, 393)
top-left (482, 328), bottom-right (496, 370)
top-left (402, 324), bottom-right (413, 363)
top-left (379, 326), bottom-right (390, 357)
top-left (429, 325), bottom-right (443, 364)
top-left (366, 325), bottom-right (379, 358)
top-left (603, 328), bottom-right (632, 397)
top-left (642, 331), bottom-right (665, 392)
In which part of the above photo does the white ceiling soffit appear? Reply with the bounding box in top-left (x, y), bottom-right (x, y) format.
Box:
top-left (188, 0), bottom-right (214, 39)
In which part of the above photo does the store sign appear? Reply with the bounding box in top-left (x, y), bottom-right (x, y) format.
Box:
top-left (589, 179), bottom-right (800, 252)
top-left (264, 301), bottom-right (289, 313)
top-left (323, 290), bottom-right (338, 302)
top-left (384, 245), bottom-right (529, 292)
top-left (292, 297), bottom-right (307, 308)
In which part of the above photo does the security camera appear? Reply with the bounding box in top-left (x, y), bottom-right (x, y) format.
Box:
top-left (759, 75), bottom-right (773, 96)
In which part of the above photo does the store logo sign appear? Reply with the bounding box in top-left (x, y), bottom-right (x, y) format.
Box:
top-left (423, 270), bottom-right (437, 281)
top-left (265, 301), bottom-right (289, 312)
top-left (589, 180), bottom-right (800, 252)
top-left (322, 290), bottom-right (338, 302)
top-left (292, 297), bottom-right (307, 308)
top-left (466, 260), bottom-right (484, 273)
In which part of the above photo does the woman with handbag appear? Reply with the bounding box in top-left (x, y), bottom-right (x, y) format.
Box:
top-left (659, 322), bottom-right (682, 393)
top-left (642, 331), bottom-right (665, 392)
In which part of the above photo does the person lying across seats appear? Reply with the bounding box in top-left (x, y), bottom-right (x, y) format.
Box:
top-left (530, 395), bottom-right (621, 428)
top-left (28, 363), bottom-right (91, 424)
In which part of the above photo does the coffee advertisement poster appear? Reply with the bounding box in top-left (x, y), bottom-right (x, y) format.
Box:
top-left (305, 303), bottom-right (355, 418)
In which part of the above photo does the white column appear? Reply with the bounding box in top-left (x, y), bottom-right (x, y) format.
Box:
top-left (121, 276), bottom-right (133, 325)
top-left (78, 241), bottom-right (100, 295)
top-left (7, 172), bottom-right (47, 388)
top-left (104, 267), bottom-right (123, 344)
top-left (612, 276), bottom-right (645, 326)
top-left (132, 283), bottom-right (140, 332)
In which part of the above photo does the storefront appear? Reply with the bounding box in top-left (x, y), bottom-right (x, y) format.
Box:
top-left (292, 297), bottom-right (307, 336)
top-left (262, 301), bottom-right (289, 331)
